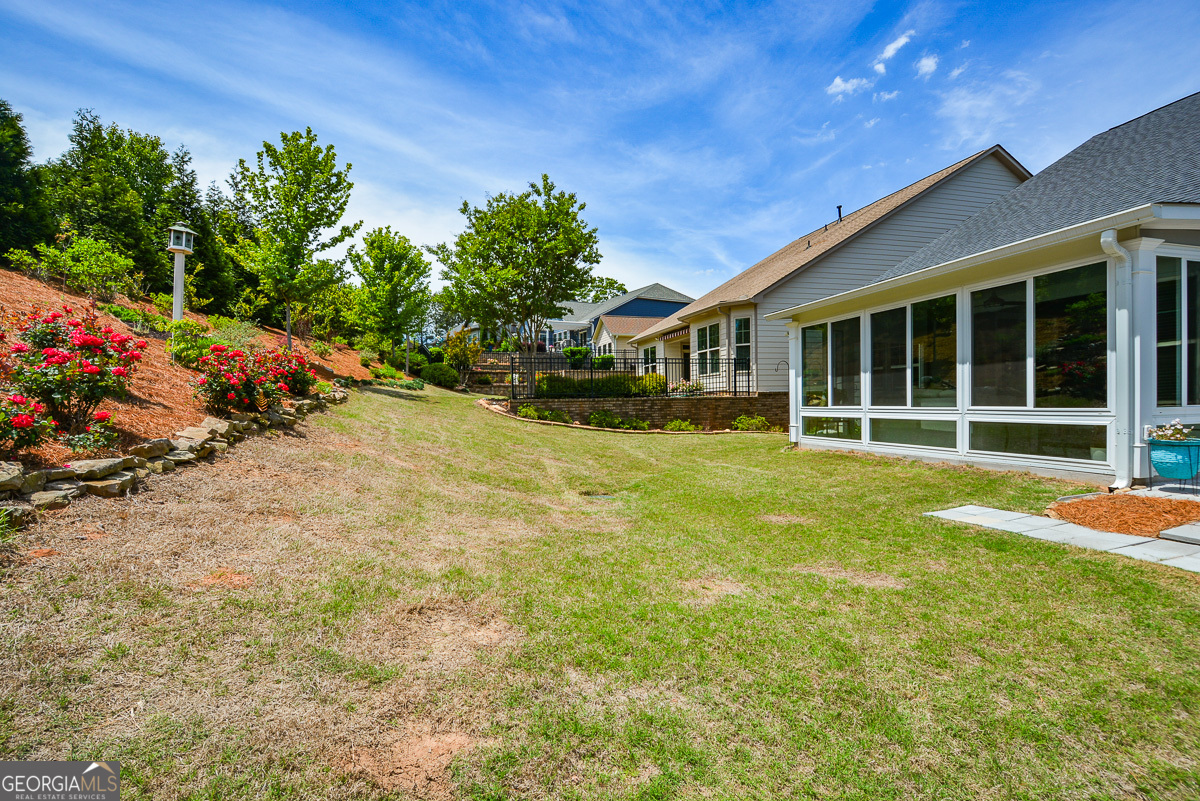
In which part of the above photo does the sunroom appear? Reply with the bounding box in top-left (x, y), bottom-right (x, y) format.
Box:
top-left (767, 208), bottom-right (1200, 484)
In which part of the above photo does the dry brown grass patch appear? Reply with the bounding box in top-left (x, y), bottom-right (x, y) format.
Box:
top-left (793, 564), bottom-right (907, 589)
top-left (681, 576), bottom-right (749, 605)
top-left (345, 599), bottom-right (519, 675)
top-left (345, 726), bottom-right (479, 800)
top-left (196, 567), bottom-right (254, 589)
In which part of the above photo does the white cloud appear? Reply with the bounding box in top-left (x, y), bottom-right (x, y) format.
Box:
top-left (795, 121), bottom-right (836, 145)
top-left (916, 54), bottom-right (939, 78)
top-left (872, 29), bottom-right (915, 75)
top-left (936, 71), bottom-right (1040, 147)
top-left (826, 75), bottom-right (871, 99)
top-left (873, 90), bottom-right (900, 102)
top-left (960, 40), bottom-right (971, 49)
top-left (864, 117), bottom-right (880, 128)
top-left (949, 64), bottom-right (967, 79)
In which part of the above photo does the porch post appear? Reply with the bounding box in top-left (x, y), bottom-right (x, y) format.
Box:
top-left (786, 321), bottom-right (801, 444)
top-left (1127, 237), bottom-right (1165, 482)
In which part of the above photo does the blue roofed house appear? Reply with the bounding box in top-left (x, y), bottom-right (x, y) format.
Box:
top-left (766, 92), bottom-right (1200, 486)
top-left (545, 283), bottom-right (693, 351)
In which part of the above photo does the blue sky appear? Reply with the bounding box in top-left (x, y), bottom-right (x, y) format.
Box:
top-left (3, 0), bottom-right (1200, 297)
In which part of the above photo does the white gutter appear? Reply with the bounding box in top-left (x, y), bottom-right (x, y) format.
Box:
top-left (765, 203), bottom-right (1172, 322)
top-left (1101, 229), bottom-right (1133, 490)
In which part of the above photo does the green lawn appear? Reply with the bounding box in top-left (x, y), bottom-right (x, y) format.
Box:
top-left (3, 386), bottom-right (1199, 800)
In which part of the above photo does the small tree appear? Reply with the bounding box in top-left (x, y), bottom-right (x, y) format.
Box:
top-left (582, 276), bottom-right (627, 303)
top-left (431, 174), bottom-right (601, 360)
top-left (349, 226), bottom-right (430, 371)
top-left (233, 128), bottom-right (360, 349)
top-left (443, 330), bottom-right (482, 381)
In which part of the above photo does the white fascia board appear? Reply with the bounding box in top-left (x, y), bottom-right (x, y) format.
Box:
top-left (764, 203), bottom-right (1170, 322)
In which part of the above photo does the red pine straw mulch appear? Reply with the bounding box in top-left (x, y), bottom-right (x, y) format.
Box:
top-left (1050, 494), bottom-right (1200, 536)
top-left (0, 268), bottom-right (373, 467)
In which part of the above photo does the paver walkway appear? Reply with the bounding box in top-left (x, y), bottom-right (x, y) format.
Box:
top-left (926, 505), bottom-right (1200, 573)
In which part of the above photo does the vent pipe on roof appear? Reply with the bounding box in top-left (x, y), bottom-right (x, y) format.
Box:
top-left (837, 205), bottom-right (843, 222)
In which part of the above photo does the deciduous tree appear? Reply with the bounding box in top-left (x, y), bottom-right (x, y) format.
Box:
top-left (349, 226), bottom-right (430, 371)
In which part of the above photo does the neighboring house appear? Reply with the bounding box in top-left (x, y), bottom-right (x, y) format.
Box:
top-left (765, 92), bottom-right (1200, 485)
top-left (592, 315), bottom-right (665, 356)
top-left (545, 283), bottom-right (693, 349)
top-left (629, 146), bottom-right (1032, 392)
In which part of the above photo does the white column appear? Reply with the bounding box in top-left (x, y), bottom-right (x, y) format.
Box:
top-left (172, 251), bottom-right (186, 321)
top-left (786, 321), bottom-right (801, 443)
top-left (1127, 237), bottom-right (1165, 481)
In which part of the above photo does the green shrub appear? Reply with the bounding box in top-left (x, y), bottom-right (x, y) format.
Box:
top-left (165, 320), bottom-right (220, 368)
top-left (620, 417), bottom-right (649, 430)
top-left (310, 340), bottom-right (332, 358)
top-left (587, 409), bottom-right (623, 429)
top-left (664, 418), bottom-right (701, 432)
top-left (474, 373), bottom-right (493, 386)
top-left (563, 346), bottom-right (591, 369)
top-left (371, 364), bottom-right (401, 380)
top-left (427, 347), bottom-right (444, 364)
top-left (207, 315), bottom-right (262, 351)
top-left (593, 354), bottom-right (615, 370)
top-left (518, 404), bottom-right (571, 423)
top-left (359, 347), bottom-right (379, 364)
top-left (420, 362), bottom-right (460, 388)
top-left (388, 351), bottom-right (427, 373)
top-left (8, 237), bottom-right (139, 302)
top-left (315, 381), bottom-right (333, 394)
top-left (634, 373), bottom-right (668, 396)
top-left (731, 414), bottom-right (771, 431)
top-left (359, 355), bottom-right (371, 367)
top-left (151, 293), bottom-right (173, 317)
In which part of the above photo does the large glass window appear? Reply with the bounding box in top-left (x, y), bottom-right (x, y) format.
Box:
top-left (734, 317), bottom-right (751, 366)
top-left (801, 323), bottom-right (828, 407)
top-left (802, 416), bottom-right (861, 440)
top-left (970, 422), bottom-right (1107, 462)
top-left (830, 318), bottom-right (860, 406)
top-left (697, 322), bottom-right (720, 376)
top-left (870, 418), bottom-right (957, 449)
top-left (642, 345), bottom-right (657, 373)
top-left (1157, 257), bottom-right (1183, 406)
top-left (911, 296), bottom-right (957, 407)
top-left (871, 307), bottom-right (907, 406)
top-left (971, 281), bottom-right (1027, 407)
top-left (1034, 263), bottom-right (1107, 408)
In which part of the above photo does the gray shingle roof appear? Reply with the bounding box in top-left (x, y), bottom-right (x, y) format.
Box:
top-left (560, 283), bottom-right (693, 322)
top-left (877, 91), bottom-right (1200, 283)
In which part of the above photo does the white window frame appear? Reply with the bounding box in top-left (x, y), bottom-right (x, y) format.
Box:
top-left (796, 254), bottom-right (1119, 468)
top-left (697, 322), bottom-right (720, 376)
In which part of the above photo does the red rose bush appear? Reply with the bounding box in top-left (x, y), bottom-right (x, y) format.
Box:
top-left (194, 345), bottom-right (317, 413)
top-left (1, 304), bottom-right (145, 437)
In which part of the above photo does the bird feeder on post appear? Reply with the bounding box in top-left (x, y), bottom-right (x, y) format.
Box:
top-left (166, 222), bottom-right (197, 322)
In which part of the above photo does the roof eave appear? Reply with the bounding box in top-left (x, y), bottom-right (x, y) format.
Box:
top-left (765, 202), bottom-right (1184, 322)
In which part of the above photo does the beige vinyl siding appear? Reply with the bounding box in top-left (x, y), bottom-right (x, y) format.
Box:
top-left (754, 153), bottom-right (1024, 391)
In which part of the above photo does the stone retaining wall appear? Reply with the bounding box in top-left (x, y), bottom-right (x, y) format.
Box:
top-left (505, 393), bottom-right (789, 430)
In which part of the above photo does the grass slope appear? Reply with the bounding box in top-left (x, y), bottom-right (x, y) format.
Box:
top-left (2, 387), bottom-right (1198, 800)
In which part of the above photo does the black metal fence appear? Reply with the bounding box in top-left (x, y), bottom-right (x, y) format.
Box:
top-left (508, 355), bottom-right (754, 399)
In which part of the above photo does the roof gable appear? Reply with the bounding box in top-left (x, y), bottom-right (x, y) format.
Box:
top-left (878, 91), bottom-right (1200, 282)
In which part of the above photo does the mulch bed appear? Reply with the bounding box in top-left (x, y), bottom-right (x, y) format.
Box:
top-left (1050, 494), bottom-right (1200, 536)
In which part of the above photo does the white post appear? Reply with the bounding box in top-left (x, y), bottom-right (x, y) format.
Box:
top-left (1128, 237), bottom-right (1165, 482)
top-left (787, 321), bottom-right (801, 444)
top-left (172, 251), bottom-right (186, 321)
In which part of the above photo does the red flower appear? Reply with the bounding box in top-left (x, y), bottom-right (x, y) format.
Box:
top-left (227, 392), bottom-right (236, 400)
top-left (135, 340), bottom-right (148, 349)
top-left (11, 414), bottom-right (34, 429)
top-left (110, 366), bottom-right (128, 378)
top-left (32, 403), bottom-right (44, 413)
top-left (70, 332), bottom-right (105, 348)
top-left (82, 364), bottom-right (101, 375)
top-left (277, 383), bottom-right (288, 392)
top-left (210, 344), bottom-right (228, 353)
top-left (66, 319), bottom-right (83, 328)
top-left (94, 411), bottom-right (112, 422)
top-left (9, 395), bottom-right (26, 405)
top-left (9, 342), bottom-right (29, 354)
top-left (198, 377), bottom-right (207, 385)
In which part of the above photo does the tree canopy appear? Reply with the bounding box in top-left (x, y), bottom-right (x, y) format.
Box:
top-left (431, 174), bottom-right (601, 353)
top-left (349, 226), bottom-right (431, 363)
top-left (232, 127), bottom-right (360, 348)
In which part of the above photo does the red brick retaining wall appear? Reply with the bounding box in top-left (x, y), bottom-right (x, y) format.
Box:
top-left (505, 393), bottom-right (789, 430)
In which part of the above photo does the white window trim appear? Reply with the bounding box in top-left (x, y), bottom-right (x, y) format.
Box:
top-left (796, 253), bottom-right (1119, 464)
top-left (1152, 244), bottom-right (1200, 414)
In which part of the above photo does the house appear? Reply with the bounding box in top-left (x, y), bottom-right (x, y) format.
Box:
top-left (628, 147), bottom-right (1032, 393)
top-left (545, 283), bottom-right (693, 350)
top-left (765, 92), bottom-right (1200, 485)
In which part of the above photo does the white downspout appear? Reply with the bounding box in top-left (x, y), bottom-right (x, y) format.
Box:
top-left (1101, 229), bottom-right (1133, 489)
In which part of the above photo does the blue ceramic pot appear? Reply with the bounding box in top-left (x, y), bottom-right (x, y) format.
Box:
top-left (1148, 438), bottom-right (1200, 480)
